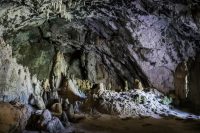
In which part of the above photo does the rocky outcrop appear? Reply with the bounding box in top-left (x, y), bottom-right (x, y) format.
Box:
top-left (27, 109), bottom-right (64, 133)
top-left (0, 37), bottom-right (45, 109)
top-left (0, 38), bottom-right (33, 104)
top-left (0, 102), bottom-right (32, 133)
top-left (58, 78), bottom-right (87, 104)
top-left (0, 1), bottom-right (200, 133)
top-left (174, 61), bottom-right (189, 102)
top-left (93, 84), bottom-right (200, 119)
top-left (1, 0), bottom-right (199, 94)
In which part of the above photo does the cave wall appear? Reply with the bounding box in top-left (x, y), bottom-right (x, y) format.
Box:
top-left (0, 38), bottom-right (33, 104)
top-left (188, 56), bottom-right (200, 113)
top-left (0, 0), bottom-right (200, 94)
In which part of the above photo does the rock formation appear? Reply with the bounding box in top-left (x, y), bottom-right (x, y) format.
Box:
top-left (174, 61), bottom-right (189, 102)
top-left (0, 37), bottom-right (33, 104)
top-left (0, 0), bottom-right (200, 132)
top-left (0, 102), bottom-right (32, 133)
top-left (1, 0), bottom-right (200, 94)
top-left (93, 84), bottom-right (200, 119)
top-left (188, 56), bottom-right (200, 113)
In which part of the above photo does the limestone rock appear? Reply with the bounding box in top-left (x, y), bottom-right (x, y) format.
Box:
top-left (51, 103), bottom-right (63, 116)
top-left (1, 0), bottom-right (200, 103)
top-left (124, 81), bottom-right (129, 91)
top-left (30, 75), bottom-right (46, 109)
top-left (50, 51), bottom-right (67, 99)
top-left (188, 56), bottom-right (200, 113)
top-left (34, 96), bottom-right (46, 110)
top-left (0, 38), bottom-right (33, 104)
top-left (174, 61), bottom-right (189, 101)
top-left (0, 0), bottom-right (73, 32)
top-left (0, 102), bottom-right (32, 133)
top-left (37, 109), bottom-right (64, 133)
top-left (42, 109), bottom-right (52, 123)
top-left (133, 79), bottom-right (144, 91)
top-left (76, 79), bottom-right (93, 91)
top-left (98, 83), bottom-right (106, 96)
top-left (58, 78), bottom-right (87, 103)
top-left (46, 117), bottom-right (64, 133)
top-left (93, 89), bottom-right (200, 119)
top-left (43, 79), bottom-right (50, 92)
top-left (66, 104), bottom-right (85, 123)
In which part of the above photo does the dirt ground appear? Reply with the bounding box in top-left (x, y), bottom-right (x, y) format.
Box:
top-left (70, 115), bottom-right (200, 133)
top-left (24, 114), bottom-right (200, 133)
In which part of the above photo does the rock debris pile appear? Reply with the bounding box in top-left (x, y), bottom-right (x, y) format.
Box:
top-left (95, 88), bottom-right (200, 119)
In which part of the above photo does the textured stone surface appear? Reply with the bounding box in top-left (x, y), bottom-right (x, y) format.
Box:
top-left (188, 56), bottom-right (200, 113)
top-left (58, 78), bottom-right (87, 104)
top-left (1, 0), bottom-right (199, 94)
top-left (38, 109), bottom-right (64, 133)
top-left (0, 37), bottom-right (45, 108)
top-left (93, 86), bottom-right (200, 119)
top-left (174, 61), bottom-right (188, 101)
top-left (27, 109), bottom-right (64, 133)
top-left (0, 0), bottom-right (200, 110)
top-left (5, 27), bottom-right (55, 81)
top-left (0, 38), bottom-right (33, 104)
top-left (0, 102), bottom-right (32, 133)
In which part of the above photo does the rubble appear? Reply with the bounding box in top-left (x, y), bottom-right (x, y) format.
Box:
top-left (94, 87), bottom-right (200, 119)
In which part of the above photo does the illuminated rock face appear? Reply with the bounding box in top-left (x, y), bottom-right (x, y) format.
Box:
top-left (0, 38), bottom-right (45, 107)
top-left (0, 38), bottom-right (33, 104)
top-left (0, 1), bottom-right (200, 105)
top-left (93, 85), bottom-right (200, 119)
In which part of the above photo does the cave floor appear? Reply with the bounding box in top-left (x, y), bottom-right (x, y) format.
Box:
top-left (24, 114), bottom-right (200, 133)
top-left (70, 115), bottom-right (200, 133)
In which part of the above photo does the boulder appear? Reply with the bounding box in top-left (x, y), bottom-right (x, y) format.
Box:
top-left (37, 109), bottom-right (64, 133)
top-left (0, 102), bottom-right (31, 133)
top-left (46, 117), bottom-right (64, 133)
top-left (66, 104), bottom-right (85, 123)
top-left (29, 94), bottom-right (46, 110)
top-left (51, 103), bottom-right (63, 116)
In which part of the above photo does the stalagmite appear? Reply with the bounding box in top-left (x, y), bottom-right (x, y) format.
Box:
top-left (174, 61), bottom-right (188, 102)
top-left (59, 0), bottom-right (62, 13)
top-left (46, 8), bottom-right (50, 20)
top-left (133, 79), bottom-right (144, 90)
top-left (124, 80), bottom-right (128, 91)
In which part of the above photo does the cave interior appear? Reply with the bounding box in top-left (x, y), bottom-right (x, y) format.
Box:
top-left (0, 0), bottom-right (200, 133)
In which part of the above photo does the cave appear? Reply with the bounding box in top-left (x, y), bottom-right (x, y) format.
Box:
top-left (0, 0), bottom-right (200, 133)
